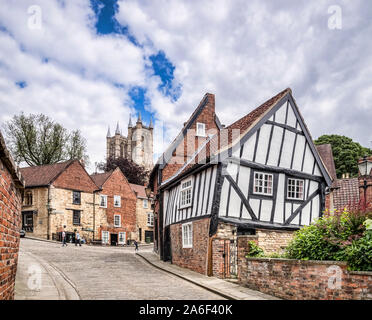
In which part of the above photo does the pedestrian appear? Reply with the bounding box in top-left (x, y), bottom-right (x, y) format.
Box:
top-left (62, 230), bottom-right (67, 247)
top-left (75, 231), bottom-right (82, 247)
top-left (134, 240), bottom-right (138, 252)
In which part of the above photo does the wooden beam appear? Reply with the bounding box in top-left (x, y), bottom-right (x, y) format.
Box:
top-left (266, 120), bottom-right (304, 136)
top-left (225, 174), bottom-right (258, 220)
top-left (227, 157), bottom-right (323, 182)
top-left (284, 189), bottom-right (319, 225)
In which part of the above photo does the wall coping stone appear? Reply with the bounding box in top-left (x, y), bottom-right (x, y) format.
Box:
top-left (348, 270), bottom-right (372, 276)
top-left (245, 257), bottom-right (348, 266)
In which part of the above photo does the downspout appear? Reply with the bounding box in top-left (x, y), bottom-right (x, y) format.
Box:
top-left (47, 185), bottom-right (51, 240)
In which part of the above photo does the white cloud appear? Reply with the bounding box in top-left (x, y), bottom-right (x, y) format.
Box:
top-left (116, 0), bottom-right (372, 149)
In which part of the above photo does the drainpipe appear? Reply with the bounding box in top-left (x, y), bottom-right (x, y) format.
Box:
top-left (47, 185), bottom-right (51, 240)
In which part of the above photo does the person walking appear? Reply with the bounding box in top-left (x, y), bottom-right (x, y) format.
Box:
top-left (134, 240), bottom-right (138, 252)
top-left (62, 230), bottom-right (67, 247)
top-left (75, 231), bottom-right (82, 247)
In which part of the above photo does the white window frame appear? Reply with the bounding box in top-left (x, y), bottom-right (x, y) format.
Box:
top-left (102, 231), bottom-right (109, 244)
top-left (196, 122), bottom-right (206, 137)
top-left (118, 232), bottom-right (126, 245)
top-left (114, 195), bottom-right (121, 207)
top-left (100, 195), bottom-right (107, 208)
top-left (180, 178), bottom-right (193, 209)
top-left (147, 212), bottom-right (154, 227)
top-left (253, 171), bottom-right (273, 196)
top-left (143, 199), bottom-right (149, 209)
top-left (287, 178), bottom-right (305, 200)
top-left (114, 214), bottom-right (121, 227)
top-left (182, 222), bottom-right (193, 248)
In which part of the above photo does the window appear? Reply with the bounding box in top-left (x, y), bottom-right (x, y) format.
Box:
top-left (73, 210), bottom-right (81, 225)
top-left (196, 122), bottom-right (206, 137)
top-left (253, 172), bottom-right (273, 196)
top-left (72, 191), bottom-right (81, 205)
top-left (114, 215), bottom-right (121, 227)
top-left (24, 191), bottom-right (33, 206)
top-left (180, 178), bottom-right (193, 208)
top-left (100, 195), bottom-right (107, 208)
top-left (119, 232), bottom-right (126, 244)
top-left (143, 199), bottom-right (148, 209)
top-left (287, 178), bottom-right (304, 200)
top-left (102, 231), bottom-right (109, 244)
top-left (114, 195), bottom-right (121, 207)
top-left (147, 212), bottom-right (154, 227)
top-left (182, 223), bottom-right (193, 248)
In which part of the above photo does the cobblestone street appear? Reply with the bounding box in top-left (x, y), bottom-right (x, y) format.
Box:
top-left (15, 238), bottom-right (224, 300)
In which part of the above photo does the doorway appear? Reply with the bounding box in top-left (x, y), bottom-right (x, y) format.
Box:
top-left (111, 233), bottom-right (118, 246)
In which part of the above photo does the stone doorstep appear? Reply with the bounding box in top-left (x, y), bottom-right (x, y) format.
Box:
top-left (136, 252), bottom-right (279, 300)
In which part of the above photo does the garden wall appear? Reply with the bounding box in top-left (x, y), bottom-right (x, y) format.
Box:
top-left (238, 256), bottom-right (372, 300)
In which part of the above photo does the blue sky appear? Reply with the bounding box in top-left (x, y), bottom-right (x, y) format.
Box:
top-left (0, 0), bottom-right (371, 172)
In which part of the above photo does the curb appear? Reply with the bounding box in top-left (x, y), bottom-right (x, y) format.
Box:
top-left (136, 253), bottom-right (236, 300)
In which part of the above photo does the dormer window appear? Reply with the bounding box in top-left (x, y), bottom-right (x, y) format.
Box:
top-left (196, 122), bottom-right (206, 137)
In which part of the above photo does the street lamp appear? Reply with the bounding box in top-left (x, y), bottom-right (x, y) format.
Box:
top-left (358, 155), bottom-right (372, 207)
top-left (145, 186), bottom-right (152, 199)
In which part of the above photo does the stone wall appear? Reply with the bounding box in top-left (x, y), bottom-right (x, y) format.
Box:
top-left (238, 256), bottom-right (372, 300)
top-left (256, 229), bottom-right (294, 254)
top-left (170, 217), bottom-right (210, 275)
top-left (0, 133), bottom-right (24, 300)
top-left (22, 187), bottom-right (48, 238)
top-left (135, 197), bottom-right (154, 243)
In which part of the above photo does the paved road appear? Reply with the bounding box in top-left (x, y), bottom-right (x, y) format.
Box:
top-left (15, 238), bottom-right (224, 300)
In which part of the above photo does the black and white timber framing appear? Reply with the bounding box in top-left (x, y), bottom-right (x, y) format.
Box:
top-left (160, 91), bottom-right (332, 231)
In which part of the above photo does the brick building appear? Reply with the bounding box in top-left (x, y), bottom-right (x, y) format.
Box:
top-left (149, 88), bottom-right (332, 278)
top-left (129, 183), bottom-right (154, 243)
top-left (91, 168), bottom-right (137, 245)
top-left (20, 160), bottom-right (103, 242)
top-left (0, 131), bottom-right (24, 300)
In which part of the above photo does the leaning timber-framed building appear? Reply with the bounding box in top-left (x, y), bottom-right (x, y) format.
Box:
top-left (149, 88), bottom-right (332, 278)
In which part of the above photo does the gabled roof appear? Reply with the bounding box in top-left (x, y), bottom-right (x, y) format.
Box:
top-left (90, 171), bottom-right (113, 188)
top-left (20, 160), bottom-right (74, 188)
top-left (160, 88), bottom-right (333, 188)
top-left (316, 144), bottom-right (337, 181)
top-left (156, 93), bottom-right (217, 170)
top-left (332, 178), bottom-right (359, 210)
top-left (160, 88), bottom-right (291, 186)
top-left (129, 183), bottom-right (147, 199)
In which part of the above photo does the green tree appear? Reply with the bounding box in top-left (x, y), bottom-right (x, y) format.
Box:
top-left (4, 112), bottom-right (89, 166)
top-left (97, 157), bottom-right (149, 185)
top-left (314, 134), bottom-right (371, 178)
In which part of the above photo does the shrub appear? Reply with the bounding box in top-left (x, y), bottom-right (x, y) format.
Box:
top-left (245, 241), bottom-right (264, 258)
top-left (285, 209), bottom-right (372, 271)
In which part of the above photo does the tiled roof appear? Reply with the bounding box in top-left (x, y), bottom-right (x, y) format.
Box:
top-left (316, 144), bottom-right (337, 181)
top-left (90, 171), bottom-right (113, 188)
top-left (332, 178), bottom-right (359, 210)
top-left (161, 88), bottom-right (291, 186)
top-left (129, 183), bottom-right (147, 199)
top-left (20, 160), bottom-right (74, 187)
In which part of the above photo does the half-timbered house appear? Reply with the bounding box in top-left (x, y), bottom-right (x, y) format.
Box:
top-left (149, 88), bottom-right (332, 278)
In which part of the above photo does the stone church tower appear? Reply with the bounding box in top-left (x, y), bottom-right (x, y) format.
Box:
top-left (106, 113), bottom-right (153, 170)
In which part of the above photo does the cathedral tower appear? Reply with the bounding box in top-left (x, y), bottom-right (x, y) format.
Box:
top-left (106, 113), bottom-right (153, 170)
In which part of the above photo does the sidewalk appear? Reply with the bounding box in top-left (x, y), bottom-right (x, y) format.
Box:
top-left (15, 249), bottom-right (80, 300)
top-left (136, 251), bottom-right (279, 300)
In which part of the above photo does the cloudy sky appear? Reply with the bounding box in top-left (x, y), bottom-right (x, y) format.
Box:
top-left (0, 0), bottom-right (371, 172)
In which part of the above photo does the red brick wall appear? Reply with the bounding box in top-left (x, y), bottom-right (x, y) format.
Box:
top-left (359, 176), bottom-right (372, 210)
top-left (0, 159), bottom-right (23, 300)
top-left (53, 160), bottom-right (98, 193)
top-left (170, 217), bottom-right (210, 275)
top-left (162, 93), bottom-right (219, 182)
top-left (238, 257), bottom-right (372, 300)
top-left (98, 169), bottom-right (137, 240)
